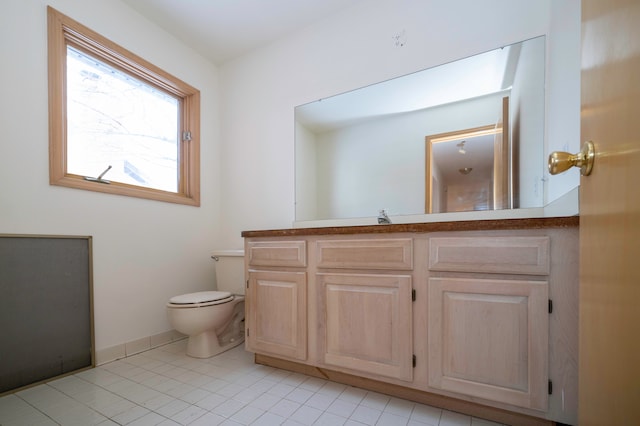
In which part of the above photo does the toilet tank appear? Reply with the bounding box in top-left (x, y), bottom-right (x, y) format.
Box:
top-left (212, 250), bottom-right (245, 295)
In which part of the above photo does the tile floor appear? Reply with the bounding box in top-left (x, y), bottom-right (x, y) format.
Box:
top-left (0, 340), bottom-right (504, 426)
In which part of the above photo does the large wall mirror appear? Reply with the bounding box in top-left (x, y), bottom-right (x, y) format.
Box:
top-left (295, 36), bottom-right (545, 222)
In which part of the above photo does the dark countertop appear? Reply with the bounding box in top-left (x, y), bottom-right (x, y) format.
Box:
top-left (241, 216), bottom-right (579, 238)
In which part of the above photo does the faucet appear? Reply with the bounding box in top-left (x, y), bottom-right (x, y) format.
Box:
top-left (377, 209), bottom-right (391, 224)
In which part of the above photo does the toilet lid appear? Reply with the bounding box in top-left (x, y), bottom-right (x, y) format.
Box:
top-left (169, 291), bottom-right (232, 305)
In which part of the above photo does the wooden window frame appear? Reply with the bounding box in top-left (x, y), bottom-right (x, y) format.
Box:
top-left (47, 6), bottom-right (201, 206)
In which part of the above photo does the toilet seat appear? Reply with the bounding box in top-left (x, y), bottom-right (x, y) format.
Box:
top-left (167, 291), bottom-right (234, 308)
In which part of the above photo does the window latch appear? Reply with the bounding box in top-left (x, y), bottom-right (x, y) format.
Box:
top-left (182, 131), bottom-right (192, 141)
top-left (84, 165), bottom-right (112, 184)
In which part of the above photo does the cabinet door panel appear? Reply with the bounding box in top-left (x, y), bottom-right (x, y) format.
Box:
top-left (316, 239), bottom-right (413, 270)
top-left (428, 236), bottom-right (550, 275)
top-left (247, 241), bottom-right (307, 268)
top-left (428, 277), bottom-right (548, 410)
top-left (318, 273), bottom-right (413, 381)
top-left (247, 270), bottom-right (307, 360)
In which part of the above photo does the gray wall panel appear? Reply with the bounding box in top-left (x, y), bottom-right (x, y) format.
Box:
top-left (0, 235), bottom-right (93, 394)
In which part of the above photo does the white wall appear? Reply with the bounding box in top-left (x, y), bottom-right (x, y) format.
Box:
top-left (219, 0), bottom-right (580, 248)
top-left (546, 0), bottom-right (582, 203)
top-left (0, 0), bottom-right (221, 354)
top-left (294, 122), bottom-right (317, 221)
top-left (511, 36), bottom-right (546, 208)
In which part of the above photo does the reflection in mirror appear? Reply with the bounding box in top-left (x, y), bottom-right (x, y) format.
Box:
top-left (295, 36), bottom-right (545, 222)
top-left (427, 95), bottom-right (510, 214)
top-left (427, 123), bottom-right (506, 213)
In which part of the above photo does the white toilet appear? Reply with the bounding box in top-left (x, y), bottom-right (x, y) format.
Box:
top-left (166, 250), bottom-right (245, 358)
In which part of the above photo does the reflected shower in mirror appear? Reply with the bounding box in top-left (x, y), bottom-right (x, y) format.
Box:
top-left (295, 36), bottom-right (545, 222)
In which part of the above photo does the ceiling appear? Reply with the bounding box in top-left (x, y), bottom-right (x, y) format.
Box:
top-left (432, 134), bottom-right (496, 185)
top-left (295, 42), bottom-right (517, 133)
top-left (120, 0), bottom-right (364, 64)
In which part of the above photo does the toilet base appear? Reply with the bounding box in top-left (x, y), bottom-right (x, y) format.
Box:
top-left (185, 307), bottom-right (245, 358)
top-left (186, 330), bottom-right (244, 358)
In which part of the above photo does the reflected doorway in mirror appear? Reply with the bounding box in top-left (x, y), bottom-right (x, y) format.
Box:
top-left (426, 98), bottom-right (510, 214)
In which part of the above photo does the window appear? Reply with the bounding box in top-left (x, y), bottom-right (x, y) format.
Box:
top-left (48, 7), bottom-right (200, 206)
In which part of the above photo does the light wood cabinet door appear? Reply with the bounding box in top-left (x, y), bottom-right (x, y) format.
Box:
top-left (246, 270), bottom-right (307, 360)
top-left (428, 277), bottom-right (549, 411)
top-left (316, 238), bottom-right (413, 270)
top-left (317, 273), bottom-right (413, 381)
top-left (247, 241), bottom-right (307, 268)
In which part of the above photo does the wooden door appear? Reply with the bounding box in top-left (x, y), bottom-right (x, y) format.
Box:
top-left (428, 277), bottom-right (549, 410)
top-left (579, 0), bottom-right (640, 423)
top-left (317, 273), bottom-right (414, 381)
top-left (493, 96), bottom-right (510, 210)
top-left (246, 270), bottom-right (307, 360)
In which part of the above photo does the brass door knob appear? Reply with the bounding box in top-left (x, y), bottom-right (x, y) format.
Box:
top-left (548, 141), bottom-right (595, 176)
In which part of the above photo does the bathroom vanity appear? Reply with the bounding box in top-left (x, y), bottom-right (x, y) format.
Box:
top-left (242, 217), bottom-right (578, 426)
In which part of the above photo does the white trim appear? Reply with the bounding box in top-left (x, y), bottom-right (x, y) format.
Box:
top-left (95, 330), bottom-right (185, 365)
top-left (211, 249), bottom-right (244, 257)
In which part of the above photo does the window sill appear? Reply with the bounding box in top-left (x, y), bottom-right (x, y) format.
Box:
top-left (51, 175), bottom-right (200, 207)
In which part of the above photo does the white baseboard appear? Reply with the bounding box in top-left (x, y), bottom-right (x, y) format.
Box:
top-left (95, 330), bottom-right (185, 365)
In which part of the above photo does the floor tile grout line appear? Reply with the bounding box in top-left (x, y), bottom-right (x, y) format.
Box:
top-left (2, 342), bottom-right (492, 426)
top-left (42, 360), bottom-right (205, 425)
top-left (13, 387), bottom-right (64, 426)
